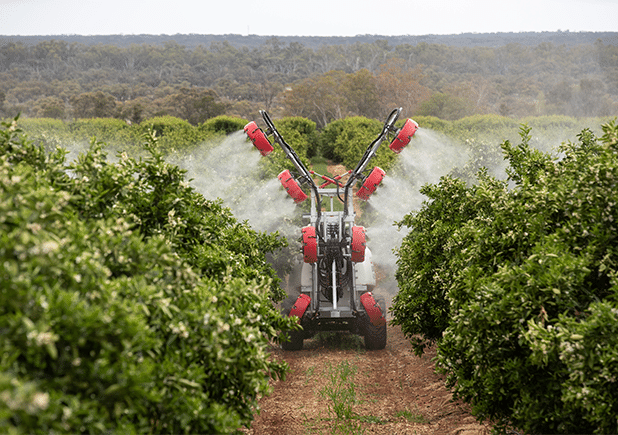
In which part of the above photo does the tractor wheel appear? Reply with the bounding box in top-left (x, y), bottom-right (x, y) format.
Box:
top-left (244, 121), bottom-right (274, 156)
top-left (281, 306), bottom-right (305, 351)
top-left (389, 118), bottom-right (418, 154)
top-left (278, 170), bottom-right (308, 203)
top-left (351, 226), bottom-right (366, 263)
top-left (281, 328), bottom-right (304, 350)
top-left (364, 316), bottom-right (387, 350)
top-left (302, 226), bottom-right (318, 263)
top-left (361, 294), bottom-right (387, 350)
top-left (356, 167), bottom-right (385, 201)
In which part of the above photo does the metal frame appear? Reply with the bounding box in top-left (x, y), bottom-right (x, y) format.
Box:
top-left (252, 108), bottom-right (413, 345)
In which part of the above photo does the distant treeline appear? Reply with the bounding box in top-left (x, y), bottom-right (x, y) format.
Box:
top-left (3, 31), bottom-right (617, 49)
top-left (1, 32), bottom-right (617, 126)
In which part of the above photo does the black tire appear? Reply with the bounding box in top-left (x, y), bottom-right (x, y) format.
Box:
top-left (281, 328), bottom-right (304, 351)
top-left (364, 320), bottom-right (386, 350)
top-left (281, 303), bottom-right (304, 351)
top-left (363, 296), bottom-right (387, 350)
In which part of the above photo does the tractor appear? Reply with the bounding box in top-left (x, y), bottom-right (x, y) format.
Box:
top-left (244, 108), bottom-right (418, 350)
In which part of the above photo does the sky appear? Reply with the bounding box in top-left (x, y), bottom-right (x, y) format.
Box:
top-left (0, 0), bottom-right (616, 37)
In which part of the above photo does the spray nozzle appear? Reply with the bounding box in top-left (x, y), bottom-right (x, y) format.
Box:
top-left (389, 118), bottom-right (419, 154)
top-left (243, 121), bottom-right (274, 156)
top-left (356, 167), bottom-right (386, 201)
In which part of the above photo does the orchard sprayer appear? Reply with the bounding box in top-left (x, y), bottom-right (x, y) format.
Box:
top-left (244, 108), bottom-right (418, 350)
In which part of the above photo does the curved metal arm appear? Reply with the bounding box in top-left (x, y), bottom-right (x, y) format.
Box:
top-left (342, 107), bottom-right (402, 215)
top-left (259, 110), bottom-right (322, 221)
top-left (260, 110), bottom-right (316, 187)
top-left (346, 108), bottom-right (401, 188)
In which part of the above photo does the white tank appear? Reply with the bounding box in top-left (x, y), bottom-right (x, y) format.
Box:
top-left (354, 247), bottom-right (376, 287)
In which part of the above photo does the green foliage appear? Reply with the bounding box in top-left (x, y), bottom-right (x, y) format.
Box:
top-left (393, 120), bottom-right (618, 433)
top-left (140, 115), bottom-right (192, 136)
top-left (275, 116), bottom-right (319, 158)
top-left (255, 117), bottom-right (317, 181)
top-left (392, 175), bottom-right (480, 354)
top-left (18, 117), bottom-right (123, 148)
top-left (137, 116), bottom-right (212, 154)
top-left (520, 114), bottom-right (579, 131)
top-left (315, 358), bottom-right (390, 433)
top-left (19, 116), bottom-right (229, 157)
top-left (16, 118), bottom-right (69, 137)
top-left (395, 406), bottom-right (428, 424)
top-left (200, 115), bottom-right (248, 135)
top-left (411, 114), bottom-right (612, 183)
top-left (69, 117), bottom-right (138, 145)
top-left (318, 116), bottom-right (397, 172)
top-left (407, 115), bottom-right (451, 134)
top-left (455, 114), bottom-right (521, 135)
top-left (0, 116), bottom-right (296, 434)
top-left (413, 114), bottom-right (610, 147)
top-left (524, 300), bottom-right (618, 432)
top-left (318, 117), bottom-right (350, 161)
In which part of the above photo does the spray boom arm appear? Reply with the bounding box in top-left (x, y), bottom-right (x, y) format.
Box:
top-left (347, 108), bottom-right (402, 184)
top-left (259, 110), bottom-right (317, 193)
top-left (244, 108), bottom-right (418, 212)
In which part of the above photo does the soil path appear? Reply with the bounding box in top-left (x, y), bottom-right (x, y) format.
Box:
top-left (245, 322), bottom-right (491, 435)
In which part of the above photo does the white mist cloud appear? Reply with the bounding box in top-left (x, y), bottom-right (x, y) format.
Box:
top-left (365, 129), bottom-right (469, 301)
top-left (171, 131), bottom-right (298, 235)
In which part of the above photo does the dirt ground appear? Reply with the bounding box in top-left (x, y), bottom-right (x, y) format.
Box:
top-left (244, 319), bottom-right (492, 435)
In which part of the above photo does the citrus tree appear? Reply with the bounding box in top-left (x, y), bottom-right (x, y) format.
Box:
top-left (392, 120), bottom-right (618, 433)
top-left (0, 116), bottom-right (296, 434)
top-left (318, 116), bottom-right (398, 172)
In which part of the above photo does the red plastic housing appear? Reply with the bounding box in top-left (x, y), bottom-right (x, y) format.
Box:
top-left (356, 167), bottom-right (385, 201)
top-left (244, 121), bottom-right (274, 156)
top-left (389, 118), bottom-right (418, 154)
top-left (360, 292), bottom-right (386, 327)
top-left (301, 226), bottom-right (318, 263)
top-left (289, 294), bottom-right (311, 321)
top-left (351, 226), bottom-right (366, 263)
top-left (278, 170), bottom-right (308, 203)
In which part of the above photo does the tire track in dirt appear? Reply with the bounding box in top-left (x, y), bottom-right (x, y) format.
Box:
top-left (244, 324), bottom-right (491, 435)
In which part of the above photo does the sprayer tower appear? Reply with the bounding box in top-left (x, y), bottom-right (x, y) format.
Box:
top-left (244, 108), bottom-right (418, 350)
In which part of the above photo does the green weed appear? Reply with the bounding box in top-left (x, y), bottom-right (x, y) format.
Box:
top-left (304, 365), bottom-right (316, 385)
top-left (395, 406), bottom-right (428, 424)
top-left (320, 360), bottom-right (358, 420)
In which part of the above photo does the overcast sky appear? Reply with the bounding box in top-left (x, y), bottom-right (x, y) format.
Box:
top-left (0, 0), bottom-right (616, 37)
